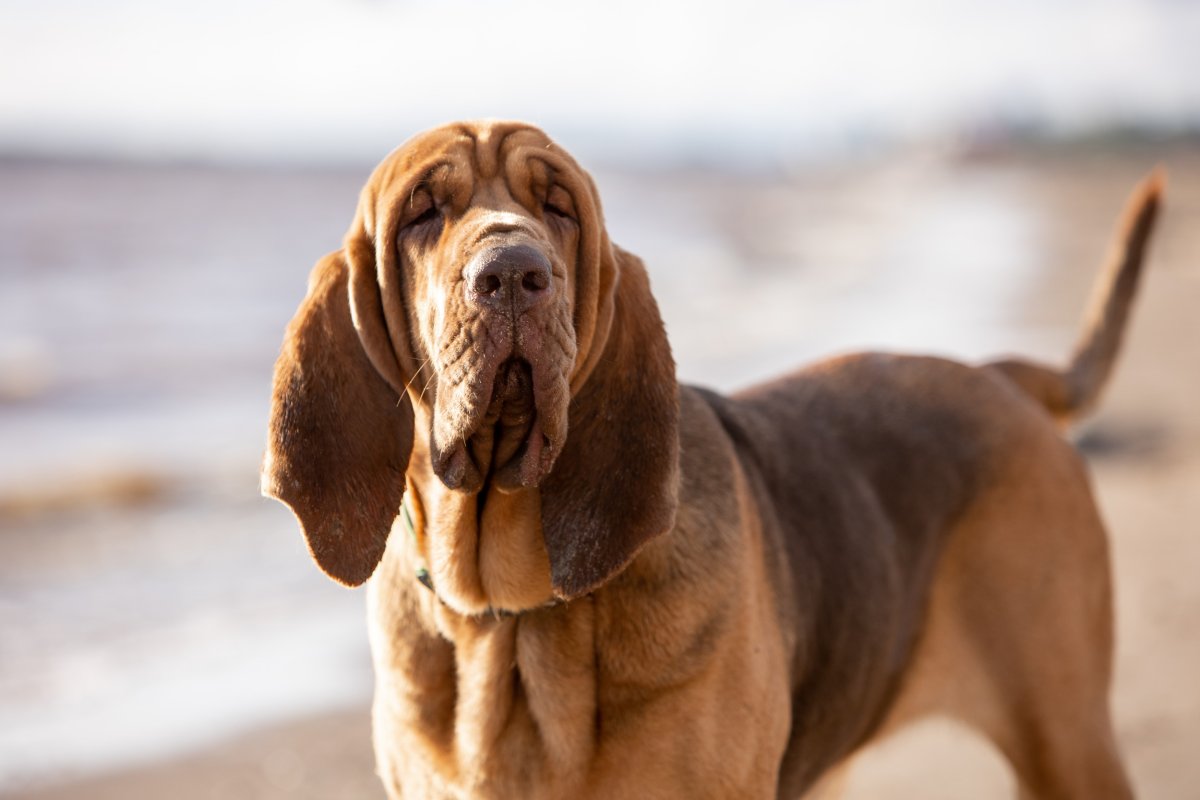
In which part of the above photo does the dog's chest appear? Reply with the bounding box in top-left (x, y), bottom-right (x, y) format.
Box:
top-left (372, 594), bottom-right (600, 799)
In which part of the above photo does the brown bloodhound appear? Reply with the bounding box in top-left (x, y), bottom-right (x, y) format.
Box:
top-left (263, 120), bottom-right (1161, 799)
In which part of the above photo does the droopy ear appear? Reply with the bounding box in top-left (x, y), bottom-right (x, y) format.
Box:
top-left (261, 251), bottom-right (413, 587)
top-left (540, 247), bottom-right (681, 599)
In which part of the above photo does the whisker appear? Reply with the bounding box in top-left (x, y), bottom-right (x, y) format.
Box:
top-left (403, 355), bottom-right (433, 395)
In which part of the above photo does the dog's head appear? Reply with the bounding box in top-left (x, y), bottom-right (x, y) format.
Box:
top-left (262, 121), bottom-right (679, 599)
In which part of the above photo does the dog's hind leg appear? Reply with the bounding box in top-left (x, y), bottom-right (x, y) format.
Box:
top-left (877, 434), bottom-right (1135, 799)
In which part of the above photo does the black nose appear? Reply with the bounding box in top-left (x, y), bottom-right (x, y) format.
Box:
top-left (464, 244), bottom-right (553, 314)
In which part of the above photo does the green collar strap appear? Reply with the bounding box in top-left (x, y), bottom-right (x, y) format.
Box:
top-left (401, 496), bottom-right (434, 592)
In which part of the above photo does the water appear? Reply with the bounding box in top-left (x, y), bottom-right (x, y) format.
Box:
top-left (605, 156), bottom-right (1052, 389)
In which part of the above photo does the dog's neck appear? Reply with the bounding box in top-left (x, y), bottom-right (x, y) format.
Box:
top-left (401, 493), bottom-right (559, 618)
top-left (372, 466), bottom-right (600, 794)
top-left (402, 433), bottom-right (558, 616)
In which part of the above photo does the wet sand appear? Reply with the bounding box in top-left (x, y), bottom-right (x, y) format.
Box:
top-left (4, 149), bottom-right (1198, 798)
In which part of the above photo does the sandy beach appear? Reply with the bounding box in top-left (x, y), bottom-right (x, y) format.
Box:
top-left (2, 147), bottom-right (1198, 798)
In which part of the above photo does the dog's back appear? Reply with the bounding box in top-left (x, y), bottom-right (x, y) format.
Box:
top-left (697, 171), bottom-right (1162, 797)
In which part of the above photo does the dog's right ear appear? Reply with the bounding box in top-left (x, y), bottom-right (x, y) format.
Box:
top-left (261, 250), bottom-right (413, 587)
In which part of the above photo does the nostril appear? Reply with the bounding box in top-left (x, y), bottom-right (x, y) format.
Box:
top-left (522, 268), bottom-right (550, 293)
top-left (477, 272), bottom-right (502, 295)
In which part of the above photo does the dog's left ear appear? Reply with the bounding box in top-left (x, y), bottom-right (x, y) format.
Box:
top-left (540, 246), bottom-right (681, 599)
top-left (261, 248), bottom-right (413, 587)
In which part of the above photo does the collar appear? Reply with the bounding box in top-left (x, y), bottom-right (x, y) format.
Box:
top-left (400, 495), bottom-right (435, 592)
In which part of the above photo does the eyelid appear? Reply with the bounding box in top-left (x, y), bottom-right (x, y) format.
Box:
top-left (544, 186), bottom-right (576, 218)
top-left (407, 206), bottom-right (439, 226)
top-left (403, 191), bottom-right (437, 224)
top-left (396, 197), bottom-right (442, 241)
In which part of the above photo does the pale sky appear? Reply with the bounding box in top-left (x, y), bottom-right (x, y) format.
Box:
top-left (2, 0), bottom-right (1198, 163)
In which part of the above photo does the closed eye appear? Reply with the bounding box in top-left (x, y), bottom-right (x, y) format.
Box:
top-left (544, 202), bottom-right (573, 220)
top-left (543, 185), bottom-right (576, 222)
top-left (407, 205), bottom-right (440, 229)
top-left (400, 190), bottom-right (442, 237)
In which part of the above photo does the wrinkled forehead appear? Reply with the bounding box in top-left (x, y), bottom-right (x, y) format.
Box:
top-left (361, 121), bottom-right (586, 226)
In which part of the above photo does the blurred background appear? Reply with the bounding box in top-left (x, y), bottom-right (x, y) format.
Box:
top-left (1, 1), bottom-right (1198, 797)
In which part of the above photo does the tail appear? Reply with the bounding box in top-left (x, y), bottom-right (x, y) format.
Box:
top-left (988, 168), bottom-right (1165, 427)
